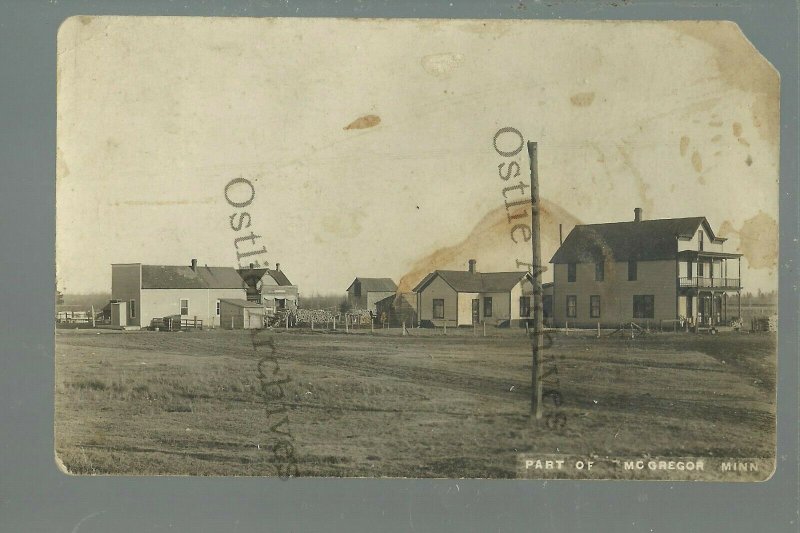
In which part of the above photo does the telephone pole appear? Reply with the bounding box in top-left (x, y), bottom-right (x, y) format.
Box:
top-left (528, 141), bottom-right (544, 420)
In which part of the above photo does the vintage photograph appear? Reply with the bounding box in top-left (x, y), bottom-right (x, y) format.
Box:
top-left (55, 17), bottom-right (778, 479)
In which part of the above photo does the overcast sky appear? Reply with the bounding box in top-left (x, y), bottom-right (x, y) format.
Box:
top-left (56, 17), bottom-right (779, 296)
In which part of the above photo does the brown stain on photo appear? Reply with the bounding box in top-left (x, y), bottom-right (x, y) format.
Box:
top-left (344, 115), bottom-right (381, 130)
top-left (676, 22), bottom-right (779, 146)
top-left (396, 199), bottom-right (582, 293)
top-left (691, 150), bottom-right (703, 173)
top-left (679, 136), bottom-right (690, 156)
top-left (718, 211), bottom-right (778, 269)
top-left (570, 92), bottom-right (596, 107)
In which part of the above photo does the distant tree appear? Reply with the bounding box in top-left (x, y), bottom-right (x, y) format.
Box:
top-left (56, 290), bottom-right (64, 305)
top-left (339, 300), bottom-right (352, 314)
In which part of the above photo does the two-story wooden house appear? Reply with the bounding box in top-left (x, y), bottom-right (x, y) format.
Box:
top-left (549, 208), bottom-right (742, 328)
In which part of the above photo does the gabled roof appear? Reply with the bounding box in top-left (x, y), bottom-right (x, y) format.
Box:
top-left (550, 217), bottom-right (725, 264)
top-left (266, 269), bottom-right (293, 287)
top-left (236, 267), bottom-right (269, 287)
top-left (413, 271), bottom-right (530, 293)
top-left (346, 277), bottom-right (398, 293)
top-left (219, 298), bottom-right (264, 308)
top-left (141, 265), bottom-right (246, 289)
top-left (235, 267), bottom-right (294, 287)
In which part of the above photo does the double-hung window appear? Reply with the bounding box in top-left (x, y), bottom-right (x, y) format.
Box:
top-left (590, 295), bottom-right (601, 318)
top-left (566, 295), bottom-right (577, 318)
top-left (633, 295), bottom-right (654, 319)
top-left (432, 299), bottom-right (444, 319)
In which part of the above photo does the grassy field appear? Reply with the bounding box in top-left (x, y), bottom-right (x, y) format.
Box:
top-left (54, 327), bottom-right (776, 479)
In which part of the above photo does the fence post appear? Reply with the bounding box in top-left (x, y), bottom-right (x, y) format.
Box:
top-left (597, 322), bottom-right (600, 338)
top-left (483, 321), bottom-right (486, 337)
top-left (565, 321), bottom-right (569, 336)
top-left (402, 321), bottom-right (407, 336)
top-left (371, 318), bottom-right (374, 333)
top-left (443, 322), bottom-right (447, 335)
top-left (311, 318), bottom-right (314, 330)
top-left (345, 314), bottom-right (349, 334)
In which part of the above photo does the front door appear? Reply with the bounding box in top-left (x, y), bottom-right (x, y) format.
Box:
top-left (472, 299), bottom-right (479, 324)
top-left (698, 295), bottom-right (710, 325)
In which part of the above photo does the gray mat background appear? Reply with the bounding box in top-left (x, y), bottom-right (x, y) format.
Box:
top-left (1, 1), bottom-right (797, 531)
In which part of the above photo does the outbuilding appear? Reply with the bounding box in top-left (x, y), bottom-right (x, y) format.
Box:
top-left (219, 298), bottom-right (267, 329)
top-left (346, 277), bottom-right (398, 313)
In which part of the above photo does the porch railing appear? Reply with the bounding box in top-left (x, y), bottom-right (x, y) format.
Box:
top-left (678, 277), bottom-right (741, 289)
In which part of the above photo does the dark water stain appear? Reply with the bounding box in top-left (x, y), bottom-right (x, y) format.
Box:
top-left (344, 115), bottom-right (381, 130)
top-left (570, 92), bottom-right (596, 107)
top-left (718, 211), bottom-right (777, 269)
top-left (676, 22), bottom-right (779, 146)
top-left (691, 150), bottom-right (703, 173)
top-left (396, 199), bottom-right (582, 293)
top-left (679, 136), bottom-right (690, 156)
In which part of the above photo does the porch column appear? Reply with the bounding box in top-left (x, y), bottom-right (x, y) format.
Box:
top-left (710, 293), bottom-right (715, 326)
top-left (738, 290), bottom-right (742, 320)
top-left (723, 293), bottom-right (728, 321)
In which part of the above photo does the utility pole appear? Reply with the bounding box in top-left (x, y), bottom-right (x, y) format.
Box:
top-left (528, 141), bottom-right (544, 420)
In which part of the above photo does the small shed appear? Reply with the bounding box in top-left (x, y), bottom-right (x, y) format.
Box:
top-left (219, 299), bottom-right (267, 329)
top-left (346, 277), bottom-right (398, 312)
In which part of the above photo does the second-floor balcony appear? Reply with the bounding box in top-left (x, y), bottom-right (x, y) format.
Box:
top-left (679, 277), bottom-right (741, 290)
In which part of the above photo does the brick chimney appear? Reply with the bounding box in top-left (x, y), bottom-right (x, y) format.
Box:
top-left (634, 207), bottom-right (643, 222)
top-left (191, 258), bottom-right (197, 271)
top-left (468, 259), bottom-right (477, 273)
top-left (275, 263), bottom-right (281, 272)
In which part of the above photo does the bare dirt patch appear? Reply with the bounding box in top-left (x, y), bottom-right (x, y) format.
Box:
top-left (55, 328), bottom-right (775, 478)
